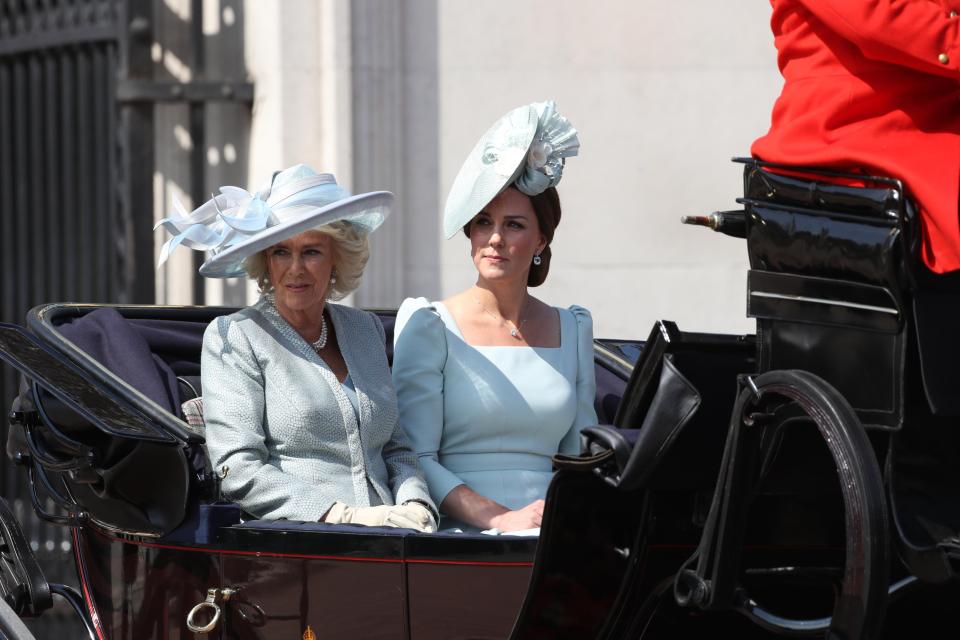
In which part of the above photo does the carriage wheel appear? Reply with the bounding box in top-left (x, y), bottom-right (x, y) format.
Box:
top-left (0, 597), bottom-right (37, 640)
top-left (674, 369), bottom-right (889, 639)
top-left (736, 370), bottom-right (888, 638)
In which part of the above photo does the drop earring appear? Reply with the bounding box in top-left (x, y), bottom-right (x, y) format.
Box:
top-left (532, 253), bottom-right (542, 266)
top-left (330, 268), bottom-right (338, 285)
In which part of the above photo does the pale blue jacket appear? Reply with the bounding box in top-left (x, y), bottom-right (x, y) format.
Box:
top-left (202, 298), bottom-right (433, 521)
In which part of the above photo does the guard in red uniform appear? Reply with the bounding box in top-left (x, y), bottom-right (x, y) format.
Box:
top-left (752, 0), bottom-right (960, 273)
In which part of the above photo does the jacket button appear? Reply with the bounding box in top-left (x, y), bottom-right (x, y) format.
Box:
top-left (951, 10), bottom-right (959, 17)
top-left (939, 53), bottom-right (951, 64)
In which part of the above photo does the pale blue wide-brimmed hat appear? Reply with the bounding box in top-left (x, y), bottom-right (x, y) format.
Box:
top-left (155, 164), bottom-right (393, 278)
top-left (442, 100), bottom-right (580, 239)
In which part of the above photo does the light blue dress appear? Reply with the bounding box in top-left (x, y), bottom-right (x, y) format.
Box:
top-left (392, 297), bottom-right (598, 527)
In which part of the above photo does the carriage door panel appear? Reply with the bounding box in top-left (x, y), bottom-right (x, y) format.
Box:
top-left (405, 535), bottom-right (537, 639)
top-left (75, 529), bottom-right (224, 640)
top-left (220, 525), bottom-right (408, 639)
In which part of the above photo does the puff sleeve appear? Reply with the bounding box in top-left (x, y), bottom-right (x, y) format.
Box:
top-left (558, 305), bottom-right (599, 455)
top-left (392, 297), bottom-right (466, 506)
top-left (202, 316), bottom-right (334, 520)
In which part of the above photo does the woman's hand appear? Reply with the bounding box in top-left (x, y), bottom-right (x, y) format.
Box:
top-left (441, 485), bottom-right (548, 531)
top-left (324, 502), bottom-right (435, 532)
top-left (396, 501), bottom-right (437, 533)
top-left (489, 499), bottom-right (544, 532)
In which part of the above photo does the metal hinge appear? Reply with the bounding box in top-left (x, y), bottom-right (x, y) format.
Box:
top-left (117, 80), bottom-right (254, 104)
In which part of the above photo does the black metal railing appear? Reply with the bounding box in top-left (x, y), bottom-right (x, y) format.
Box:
top-left (0, 0), bottom-right (252, 635)
top-left (1, 3), bottom-right (129, 635)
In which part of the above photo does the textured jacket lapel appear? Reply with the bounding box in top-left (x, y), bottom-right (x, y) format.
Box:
top-left (328, 304), bottom-right (372, 431)
top-left (255, 298), bottom-right (356, 430)
top-left (329, 305), bottom-right (391, 505)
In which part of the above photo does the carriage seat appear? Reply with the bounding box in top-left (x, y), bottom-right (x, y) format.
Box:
top-left (22, 305), bottom-right (626, 542)
top-left (177, 314), bottom-right (627, 443)
top-left (741, 160), bottom-right (960, 581)
top-left (742, 160), bottom-right (960, 428)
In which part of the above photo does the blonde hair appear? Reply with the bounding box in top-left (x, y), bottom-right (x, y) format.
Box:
top-left (243, 221), bottom-right (370, 300)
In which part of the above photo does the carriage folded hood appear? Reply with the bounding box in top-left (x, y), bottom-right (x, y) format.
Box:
top-left (0, 310), bottom-right (203, 537)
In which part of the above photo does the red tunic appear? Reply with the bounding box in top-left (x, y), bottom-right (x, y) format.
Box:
top-left (751, 0), bottom-right (960, 273)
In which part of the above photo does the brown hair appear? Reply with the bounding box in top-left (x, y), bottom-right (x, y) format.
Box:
top-left (463, 186), bottom-right (562, 287)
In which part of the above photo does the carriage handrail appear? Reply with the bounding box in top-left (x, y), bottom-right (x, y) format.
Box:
top-left (732, 157), bottom-right (906, 191)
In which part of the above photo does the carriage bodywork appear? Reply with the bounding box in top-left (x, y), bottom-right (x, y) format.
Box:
top-left (4, 158), bottom-right (960, 638)
top-left (509, 159), bottom-right (960, 638)
top-left (0, 300), bottom-right (637, 639)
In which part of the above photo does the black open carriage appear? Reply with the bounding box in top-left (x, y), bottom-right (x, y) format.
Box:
top-left (0, 300), bottom-right (637, 639)
top-left (514, 158), bottom-right (960, 638)
top-left (2, 158), bottom-right (960, 638)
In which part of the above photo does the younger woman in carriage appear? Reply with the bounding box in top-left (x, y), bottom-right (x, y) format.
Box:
top-left (392, 101), bottom-right (598, 532)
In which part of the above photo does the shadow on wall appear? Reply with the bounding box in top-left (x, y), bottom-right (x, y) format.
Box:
top-left (352, 0), bottom-right (441, 308)
top-left (154, 0), bottom-right (251, 308)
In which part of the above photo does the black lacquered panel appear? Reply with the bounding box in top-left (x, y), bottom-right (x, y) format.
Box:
top-left (746, 203), bottom-right (902, 286)
top-left (405, 531), bottom-right (537, 564)
top-left (759, 318), bottom-right (904, 429)
top-left (748, 270), bottom-right (901, 333)
top-left (220, 521), bottom-right (407, 559)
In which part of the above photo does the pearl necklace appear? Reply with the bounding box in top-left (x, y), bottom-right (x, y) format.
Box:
top-left (310, 316), bottom-right (328, 351)
top-left (264, 293), bottom-right (328, 352)
top-left (474, 296), bottom-right (529, 339)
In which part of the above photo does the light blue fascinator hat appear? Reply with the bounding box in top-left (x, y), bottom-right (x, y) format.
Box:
top-left (442, 100), bottom-right (579, 239)
top-left (155, 164), bottom-right (393, 278)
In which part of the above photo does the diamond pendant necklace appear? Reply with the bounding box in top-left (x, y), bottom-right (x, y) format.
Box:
top-left (474, 295), bottom-right (529, 339)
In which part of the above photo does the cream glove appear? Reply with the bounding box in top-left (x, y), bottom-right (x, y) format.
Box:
top-left (325, 502), bottom-right (436, 532)
top-left (396, 501), bottom-right (437, 533)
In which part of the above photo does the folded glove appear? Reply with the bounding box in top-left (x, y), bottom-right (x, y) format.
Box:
top-left (325, 502), bottom-right (436, 532)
